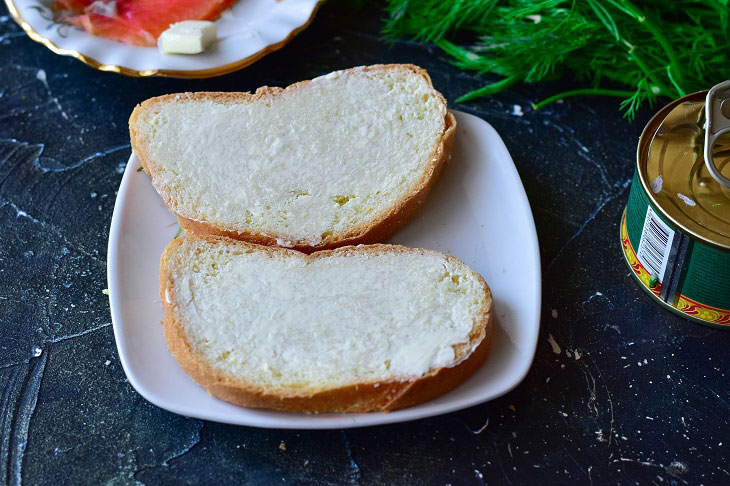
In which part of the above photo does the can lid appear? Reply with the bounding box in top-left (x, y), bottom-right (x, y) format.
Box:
top-left (644, 98), bottom-right (730, 249)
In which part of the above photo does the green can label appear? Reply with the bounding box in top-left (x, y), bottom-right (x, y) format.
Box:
top-left (622, 170), bottom-right (730, 326)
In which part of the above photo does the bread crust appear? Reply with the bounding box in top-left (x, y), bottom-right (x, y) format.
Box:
top-left (131, 64), bottom-right (456, 253)
top-left (160, 236), bottom-right (493, 413)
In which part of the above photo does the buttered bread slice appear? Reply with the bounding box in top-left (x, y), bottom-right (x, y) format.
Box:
top-left (161, 236), bottom-right (492, 413)
top-left (130, 64), bottom-right (455, 253)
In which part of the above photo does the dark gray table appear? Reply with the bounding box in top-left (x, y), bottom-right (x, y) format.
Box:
top-left (2, 2), bottom-right (729, 484)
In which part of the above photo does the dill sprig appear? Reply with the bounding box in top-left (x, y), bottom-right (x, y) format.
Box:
top-left (382, 0), bottom-right (730, 119)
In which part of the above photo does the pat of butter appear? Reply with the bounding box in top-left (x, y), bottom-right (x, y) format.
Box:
top-left (158, 21), bottom-right (217, 55)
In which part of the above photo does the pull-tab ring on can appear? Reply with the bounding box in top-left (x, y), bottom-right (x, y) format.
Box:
top-left (704, 80), bottom-right (730, 188)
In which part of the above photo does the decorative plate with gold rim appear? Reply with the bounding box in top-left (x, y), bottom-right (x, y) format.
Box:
top-left (5, 0), bottom-right (321, 78)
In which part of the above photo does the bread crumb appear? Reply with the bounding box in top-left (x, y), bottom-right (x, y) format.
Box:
top-left (279, 441), bottom-right (287, 451)
top-left (547, 334), bottom-right (561, 354)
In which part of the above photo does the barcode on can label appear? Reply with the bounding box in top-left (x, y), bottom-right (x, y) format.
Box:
top-left (637, 206), bottom-right (675, 283)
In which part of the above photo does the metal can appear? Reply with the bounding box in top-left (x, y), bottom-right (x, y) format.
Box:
top-left (621, 84), bottom-right (730, 328)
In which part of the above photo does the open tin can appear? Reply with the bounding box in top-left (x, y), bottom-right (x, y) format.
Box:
top-left (621, 82), bottom-right (730, 328)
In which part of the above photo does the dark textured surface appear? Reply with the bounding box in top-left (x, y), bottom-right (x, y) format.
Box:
top-left (1, 2), bottom-right (729, 485)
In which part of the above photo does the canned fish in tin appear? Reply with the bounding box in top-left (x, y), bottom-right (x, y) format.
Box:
top-left (622, 83), bottom-right (730, 328)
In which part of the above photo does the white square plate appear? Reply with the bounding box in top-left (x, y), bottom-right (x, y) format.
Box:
top-left (107, 111), bottom-right (541, 429)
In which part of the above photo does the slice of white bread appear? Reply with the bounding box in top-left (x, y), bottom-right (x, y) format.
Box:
top-left (131, 64), bottom-right (455, 253)
top-left (161, 236), bottom-right (492, 413)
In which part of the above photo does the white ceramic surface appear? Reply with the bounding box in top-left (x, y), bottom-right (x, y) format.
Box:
top-left (10, 0), bottom-right (320, 75)
top-left (107, 111), bottom-right (541, 429)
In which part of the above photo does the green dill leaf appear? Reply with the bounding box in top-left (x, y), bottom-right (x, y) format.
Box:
top-left (586, 0), bottom-right (621, 40)
top-left (379, 0), bottom-right (730, 118)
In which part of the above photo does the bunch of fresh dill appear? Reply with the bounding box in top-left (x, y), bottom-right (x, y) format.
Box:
top-left (381, 0), bottom-right (730, 119)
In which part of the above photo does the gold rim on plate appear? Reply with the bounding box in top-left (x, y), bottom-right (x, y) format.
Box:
top-left (4, 0), bottom-right (323, 78)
